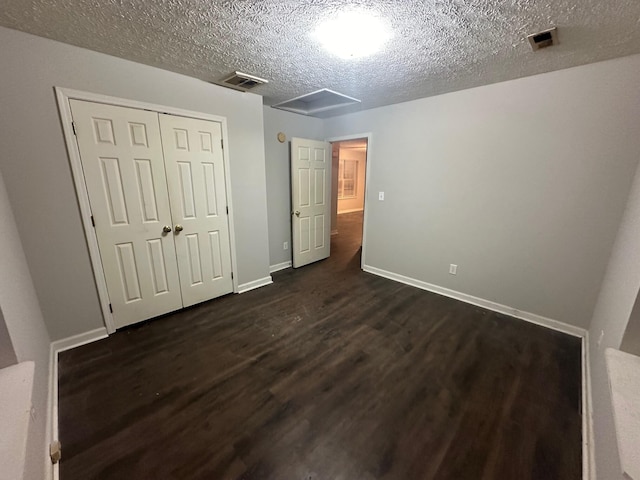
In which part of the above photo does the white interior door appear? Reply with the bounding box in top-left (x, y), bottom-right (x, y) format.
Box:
top-left (291, 137), bottom-right (331, 268)
top-left (159, 114), bottom-right (234, 306)
top-left (70, 100), bottom-right (183, 328)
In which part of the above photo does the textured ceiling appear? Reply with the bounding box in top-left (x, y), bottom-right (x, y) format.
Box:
top-left (2, 1), bottom-right (640, 117)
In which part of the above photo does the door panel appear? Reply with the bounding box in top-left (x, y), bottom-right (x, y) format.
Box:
top-left (299, 168), bottom-right (311, 206)
top-left (70, 100), bottom-right (183, 328)
top-left (135, 159), bottom-right (160, 222)
top-left (159, 114), bottom-right (233, 306)
top-left (291, 137), bottom-right (331, 268)
top-left (314, 170), bottom-right (325, 205)
top-left (186, 233), bottom-right (203, 284)
top-left (314, 215), bottom-right (325, 248)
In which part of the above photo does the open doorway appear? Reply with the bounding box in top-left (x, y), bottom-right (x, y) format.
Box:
top-left (330, 138), bottom-right (368, 249)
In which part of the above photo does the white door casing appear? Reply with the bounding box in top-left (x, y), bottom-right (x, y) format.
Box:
top-left (159, 114), bottom-right (234, 306)
top-left (70, 99), bottom-right (183, 328)
top-left (291, 137), bottom-right (331, 268)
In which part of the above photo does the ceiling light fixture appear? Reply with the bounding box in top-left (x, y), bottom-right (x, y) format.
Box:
top-left (314, 10), bottom-right (392, 60)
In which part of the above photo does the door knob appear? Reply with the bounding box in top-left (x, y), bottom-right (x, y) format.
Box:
top-left (294, 211), bottom-right (300, 217)
top-left (174, 224), bottom-right (184, 232)
top-left (162, 225), bottom-right (172, 233)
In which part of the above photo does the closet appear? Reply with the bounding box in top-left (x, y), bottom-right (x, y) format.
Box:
top-left (70, 100), bottom-right (233, 329)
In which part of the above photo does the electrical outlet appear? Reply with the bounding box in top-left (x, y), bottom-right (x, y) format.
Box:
top-left (378, 192), bottom-right (385, 201)
top-left (283, 241), bottom-right (288, 250)
top-left (597, 330), bottom-right (605, 349)
top-left (449, 264), bottom-right (457, 275)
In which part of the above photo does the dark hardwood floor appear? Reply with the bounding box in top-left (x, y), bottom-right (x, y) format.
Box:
top-left (58, 211), bottom-right (582, 479)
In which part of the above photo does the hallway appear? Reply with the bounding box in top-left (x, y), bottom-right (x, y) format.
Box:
top-left (331, 211), bottom-right (364, 264)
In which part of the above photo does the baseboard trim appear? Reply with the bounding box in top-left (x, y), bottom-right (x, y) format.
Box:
top-left (48, 343), bottom-right (58, 480)
top-left (269, 261), bottom-right (292, 273)
top-left (49, 326), bottom-right (108, 480)
top-left (51, 327), bottom-right (109, 354)
top-left (362, 265), bottom-right (587, 338)
top-left (583, 334), bottom-right (595, 480)
top-left (237, 276), bottom-right (273, 293)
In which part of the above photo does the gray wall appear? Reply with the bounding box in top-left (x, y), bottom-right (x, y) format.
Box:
top-left (620, 293), bottom-right (640, 356)
top-left (588, 157), bottom-right (640, 479)
top-left (0, 307), bottom-right (18, 369)
top-left (0, 169), bottom-right (51, 480)
top-left (263, 106), bottom-right (324, 268)
top-left (324, 54), bottom-right (640, 329)
top-left (0, 26), bottom-right (271, 340)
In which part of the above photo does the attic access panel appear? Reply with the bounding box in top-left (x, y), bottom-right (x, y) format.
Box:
top-left (272, 89), bottom-right (361, 117)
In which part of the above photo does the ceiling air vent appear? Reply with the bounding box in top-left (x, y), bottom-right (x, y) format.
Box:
top-left (220, 71), bottom-right (268, 91)
top-left (527, 27), bottom-right (558, 51)
top-left (272, 89), bottom-right (361, 118)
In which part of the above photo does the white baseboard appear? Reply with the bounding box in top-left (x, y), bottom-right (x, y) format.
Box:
top-left (338, 208), bottom-right (364, 214)
top-left (582, 334), bottom-right (595, 480)
top-left (237, 276), bottom-right (273, 293)
top-left (48, 326), bottom-right (108, 480)
top-left (269, 261), bottom-right (292, 273)
top-left (48, 343), bottom-right (58, 480)
top-left (362, 265), bottom-right (587, 338)
top-left (51, 327), bottom-right (109, 354)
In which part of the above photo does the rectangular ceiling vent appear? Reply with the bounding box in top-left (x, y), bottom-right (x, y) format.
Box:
top-left (220, 71), bottom-right (268, 91)
top-left (527, 27), bottom-right (558, 51)
top-left (272, 89), bottom-right (361, 117)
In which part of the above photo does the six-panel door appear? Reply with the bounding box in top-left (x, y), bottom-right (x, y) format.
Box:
top-left (71, 100), bottom-right (235, 328)
top-left (159, 114), bottom-right (234, 307)
top-left (290, 137), bottom-right (331, 268)
top-left (70, 100), bottom-right (183, 328)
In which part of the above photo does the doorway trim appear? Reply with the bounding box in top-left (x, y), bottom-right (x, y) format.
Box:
top-left (325, 133), bottom-right (372, 270)
top-left (55, 87), bottom-right (240, 334)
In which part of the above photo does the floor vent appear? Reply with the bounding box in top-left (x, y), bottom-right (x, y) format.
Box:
top-left (527, 27), bottom-right (558, 51)
top-left (219, 71), bottom-right (268, 91)
top-left (272, 89), bottom-right (361, 117)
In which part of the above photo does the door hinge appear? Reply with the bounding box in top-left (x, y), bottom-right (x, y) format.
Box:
top-left (226, 206), bottom-right (229, 215)
top-left (231, 272), bottom-right (234, 280)
top-left (221, 139), bottom-right (224, 149)
top-left (71, 122), bottom-right (77, 136)
top-left (109, 303), bottom-right (113, 313)
top-left (90, 215), bottom-right (95, 227)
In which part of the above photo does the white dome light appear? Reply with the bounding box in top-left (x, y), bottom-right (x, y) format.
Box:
top-left (314, 11), bottom-right (392, 60)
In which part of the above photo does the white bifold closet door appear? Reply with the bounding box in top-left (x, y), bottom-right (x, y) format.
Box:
top-left (158, 114), bottom-right (233, 307)
top-left (70, 100), bottom-right (233, 329)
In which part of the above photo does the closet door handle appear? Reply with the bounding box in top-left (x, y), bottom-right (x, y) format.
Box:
top-left (174, 224), bottom-right (184, 233)
top-left (162, 225), bottom-right (172, 233)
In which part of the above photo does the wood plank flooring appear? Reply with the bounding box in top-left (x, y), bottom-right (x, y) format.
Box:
top-left (58, 212), bottom-right (582, 479)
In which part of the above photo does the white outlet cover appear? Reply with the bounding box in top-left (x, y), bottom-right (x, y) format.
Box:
top-left (378, 192), bottom-right (384, 201)
top-left (449, 264), bottom-right (458, 275)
